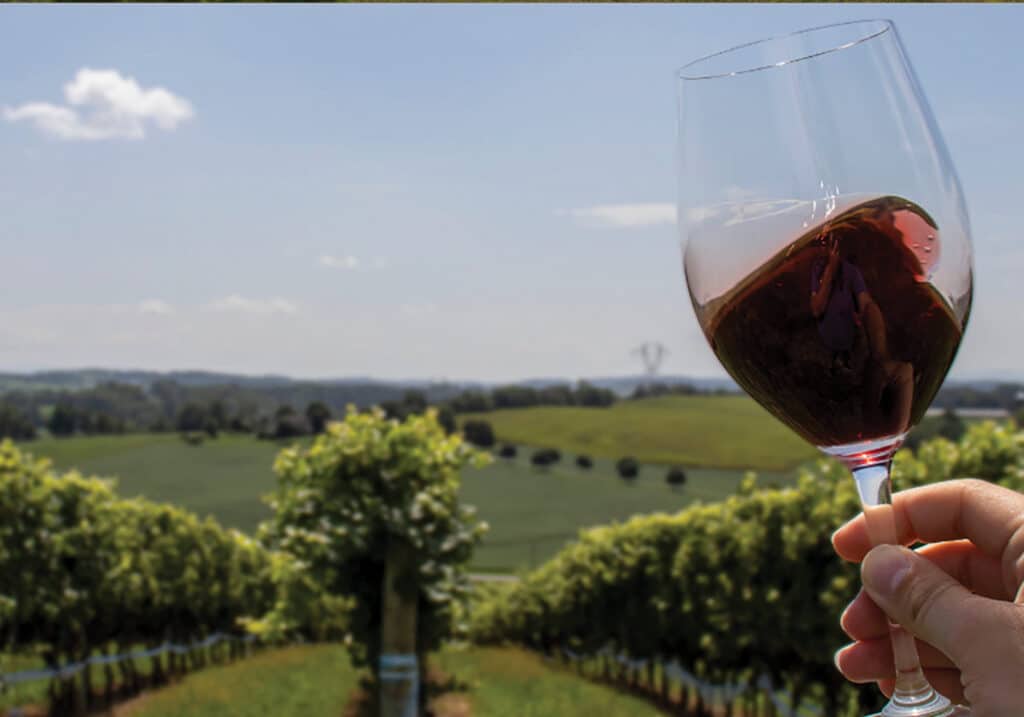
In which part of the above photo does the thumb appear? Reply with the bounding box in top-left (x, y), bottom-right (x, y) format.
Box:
top-left (861, 544), bottom-right (983, 664)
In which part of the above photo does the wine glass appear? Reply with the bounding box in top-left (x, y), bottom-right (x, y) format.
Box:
top-left (677, 20), bottom-right (972, 717)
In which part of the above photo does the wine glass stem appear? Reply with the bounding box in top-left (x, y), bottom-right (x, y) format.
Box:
top-left (851, 462), bottom-right (954, 716)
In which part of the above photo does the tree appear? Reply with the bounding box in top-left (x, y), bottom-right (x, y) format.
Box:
top-left (48, 402), bottom-right (77, 437)
top-left (666, 466), bottom-right (687, 488)
top-left (616, 457), bottom-right (639, 480)
top-left (176, 403), bottom-right (208, 433)
top-left (492, 386), bottom-right (539, 409)
top-left (631, 382), bottom-right (699, 400)
top-left (207, 400), bottom-right (229, 431)
top-left (462, 419), bottom-right (495, 448)
top-left (537, 384), bottom-right (574, 406)
top-left (0, 440), bottom-right (277, 716)
top-left (575, 382), bottom-right (617, 407)
top-left (305, 401), bottom-right (332, 435)
top-left (531, 448), bottom-right (560, 468)
top-left (272, 405), bottom-right (309, 439)
top-left (203, 418), bottom-right (219, 439)
top-left (94, 413), bottom-right (119, 435)
top-left (260, 409), bottom-right (490, 706)
top-left (447, 391), bottom-right (492, 413)
top-left (575, 454), bottom-right (593, 469)
top-left (227, 415), bottom-right (251, 433)
top-left (498, 444), bottom-right (517, 459)
top-left (436, 407), bottom-right (456, 435)
top-left (0, 403), bottom-right (36, 440)
top-left (905, 408), bottom-right (967, 452)
top-left (402, 390), bottom-right (429, 415)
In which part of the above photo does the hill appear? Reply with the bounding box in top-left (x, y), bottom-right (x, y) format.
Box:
top-left (462, 395), bottom-right (818, 471)
top-left (24, 433), bottom-right (785, 571)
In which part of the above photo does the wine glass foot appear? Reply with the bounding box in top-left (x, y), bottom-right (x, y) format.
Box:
top-left (865, 689), bottom-right (970, 717)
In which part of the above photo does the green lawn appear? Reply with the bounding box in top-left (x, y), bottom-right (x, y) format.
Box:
top-left (108, 644), bottom-right (661, 717)
top-left (23, 431), bottom-right (791, 572)
top-left (435, 645), bottom-right (665, 717)
top-left (0, 650), bottom-right (51, 712)
top-left (461, 453), bottom-right (789, 571)
top-left (29, 433), bottom-right (282, 533)
top-left (463, 395), bottom-right (818, 471)
top-left (125, 645), bottom-right (356, 717)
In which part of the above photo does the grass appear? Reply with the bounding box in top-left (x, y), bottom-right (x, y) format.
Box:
top-left (28, 433), bottom-right (283, 534)
top-left (434, 645), bottom-right (665, 717)
top-left (23, 432), bottom-right (791, 572)
top-left (462, 453), bottom-right (790, 571)
top-left (123, 645), bottom-right (357, 717)
top-left (2, 645), bottom-right (665, 717)
top-left (0, 650), bottom-right (51, 712)
top-left (131, 644), bottom-right (667, 717)
top-left (463, 395), bottom-right (818, 471)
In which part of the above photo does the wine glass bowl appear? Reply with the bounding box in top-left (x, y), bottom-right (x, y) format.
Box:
top-left (678, 20), bottom-right (972, 717)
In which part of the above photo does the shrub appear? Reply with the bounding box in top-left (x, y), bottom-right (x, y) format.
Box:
top-left (616, 456), bottom-right (639, 480)
top-left (531, 448), bottom-right (561, 468)
top-left (498, 444), bottom-right (517, 459)
top-left (576, 454), bottom-right (593, 469)
top-left (666, 466), bottom-right (687, 487)
top-left (261, 409), bottom-right (491, 692)
top-left (463, 419), bottom-right (496, 448)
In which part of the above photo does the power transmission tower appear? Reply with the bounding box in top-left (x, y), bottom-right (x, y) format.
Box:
top-left (631, 342), bottom-right (669, 378)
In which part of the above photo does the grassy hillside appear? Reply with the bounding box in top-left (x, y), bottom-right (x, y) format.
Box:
top-left (462, 453), bottom-right (789, 571)
top-left (463, 395), bottom-right (817, 470)
top-left (26, 434), bottom-right (785, 571)
top-left (30, 433), bottom-right (282, 532)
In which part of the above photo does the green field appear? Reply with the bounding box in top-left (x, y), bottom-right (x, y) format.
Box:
top-left (433, 646), bottom-right (664, 717)
top-left (464, 395), bottom-right (817, 471)
top-left (461, 453), bottom-right (789, 570)
top-left (122, 645), bottom-right (357, 717)
top-left (25, 431), bottom-right (790, 572)
top-left (30, 433), bottom-right (283, 532)
top-left (114, 644), bottom-right (662, 717)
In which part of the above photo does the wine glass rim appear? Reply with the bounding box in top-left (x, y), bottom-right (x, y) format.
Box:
top-left (678, 19), bottom-right (894, 81)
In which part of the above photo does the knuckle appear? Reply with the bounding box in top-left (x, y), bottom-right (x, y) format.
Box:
top-left (957, 477), bottom-right (988, 491)
top-left (906, 575), bottom-right (959, 633)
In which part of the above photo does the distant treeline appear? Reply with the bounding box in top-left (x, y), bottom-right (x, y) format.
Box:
top-left (446, 382), bottom-right (616, 412)
top-left (931, 382), bottom-right (1024, 411)
top-left (3, 374), bottom-right (1013, 442)
top-left (0, 378), bottom-right (618, 441)
top-left (0, 379), bottom-right (437, 441)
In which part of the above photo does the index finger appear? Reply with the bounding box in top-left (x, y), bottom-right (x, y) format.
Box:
top-left (832, 479), bottom-right (1024, 564)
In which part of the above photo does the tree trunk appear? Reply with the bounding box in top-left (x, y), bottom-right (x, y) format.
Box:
top-left (379, 539), bottom-right (419, 717)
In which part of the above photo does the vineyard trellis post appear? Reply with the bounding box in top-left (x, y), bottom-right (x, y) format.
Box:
top-left (379, 538), bottom-right (419, 717)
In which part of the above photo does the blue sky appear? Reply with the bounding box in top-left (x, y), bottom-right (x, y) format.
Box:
top-left (0, 5), bottom-right (1020, 382)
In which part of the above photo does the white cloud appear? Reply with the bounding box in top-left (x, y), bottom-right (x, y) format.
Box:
top-left (3, 68), bottom-right (194, 141)
top-left (138, 299), bottom-right (174, 315)
top-left (318, 254), bottom-right (359, 270)
top-left (207, 295), bottom-right (297, 315)
top-left (561, 203), bottom-right (676, 228)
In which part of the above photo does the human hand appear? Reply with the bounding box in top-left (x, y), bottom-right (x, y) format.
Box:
top-left (832, 479), bottom-right (1024, 714)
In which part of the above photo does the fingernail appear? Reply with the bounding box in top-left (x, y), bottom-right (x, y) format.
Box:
top-left (862, 545), bottom-right (912, 596)
top-left (833, 646), bottom-right (846, 672)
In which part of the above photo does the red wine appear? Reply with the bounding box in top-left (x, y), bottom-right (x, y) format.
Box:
top-left (697, 195), bottom-right (968, 451)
